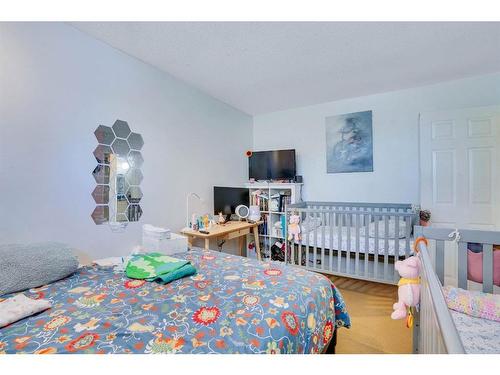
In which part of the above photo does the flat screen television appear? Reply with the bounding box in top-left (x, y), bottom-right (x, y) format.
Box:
top-left (213, 186), bottom-right (249, 219)
top-left (249, 149), bottom-right (296, 180)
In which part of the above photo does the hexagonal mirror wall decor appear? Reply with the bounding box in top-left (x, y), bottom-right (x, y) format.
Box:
top-left (93, 145), bottom-right (113, 164)
top-left (112, 120), bottom-right (131, 139)
top-left (128, 133), bottom-right (144, 150)
top-left (94, 125), bottom-right (115, 145)
top-left (91, 120), bottom-right (143, 231)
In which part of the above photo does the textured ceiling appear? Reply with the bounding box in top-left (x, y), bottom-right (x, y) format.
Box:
top-left (72, 22), bottom-right (500, 115)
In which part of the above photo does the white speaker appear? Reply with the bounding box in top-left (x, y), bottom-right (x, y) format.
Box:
top-left (235, 204), bottom-right (249, 220)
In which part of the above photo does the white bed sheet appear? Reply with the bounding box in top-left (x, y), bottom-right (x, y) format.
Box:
top-left (450, 310), bottom-right (500, 354)
top-left (299, 225), bottom-right (413, 257)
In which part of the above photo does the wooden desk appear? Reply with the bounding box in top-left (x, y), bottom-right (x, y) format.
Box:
top-left (181, 220), bottom-right (262, 261)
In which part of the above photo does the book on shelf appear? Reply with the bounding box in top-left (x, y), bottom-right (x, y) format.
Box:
top-left (258, 213), bottom-right (269, 236)
top-left (281, 214), bottom-right (287, 240)
top-left (269, 195), bottom-right (280, 212)
top-left (278, 191), bottom-right (292, 213)
top-left (270, 214), bottom-right (288, 239)
top-left (251, 190), bottom-right (269, 212)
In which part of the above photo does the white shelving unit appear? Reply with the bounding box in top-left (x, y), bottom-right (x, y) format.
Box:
top-left (245, 182), bottom-right (303, 259)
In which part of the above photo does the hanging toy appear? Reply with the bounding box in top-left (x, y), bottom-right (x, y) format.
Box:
top-left (391, 239), bottom-right (425, 325)
top-left (406, 307), bottom-right (414, 328)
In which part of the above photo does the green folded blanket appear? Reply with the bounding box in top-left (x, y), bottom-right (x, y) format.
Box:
top-left (125, 253), bottom-right (196, 284)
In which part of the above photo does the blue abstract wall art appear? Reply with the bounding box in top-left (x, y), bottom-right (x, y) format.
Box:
top-left (325, 110), bottom-right (373, 173)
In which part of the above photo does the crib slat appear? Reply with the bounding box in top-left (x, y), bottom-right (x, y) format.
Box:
top-left (364, 213), bottom-right (369, 276)
top-left (395, 215), bottom-right (400, 260)
top-left (457, 242), bottom-right (468, 289)
top-left (355, 213), bottom-right (360, 276)
top-left (374, 214), bottom-right (379, 279)
top-left (313, 210), bottom-right (318, 269)
top-left (329, 212), bottom-right (333, 272)
top-left (405, 216), bottom-right (411, 258)
top-left (338, 213), bottom-right (343, 273)
top-left (482, 243), bottom-right (494, 293)
top-left (384, 215), bottom-right (389, 280)
top-left (435, 240), bottom-right (445, 285)
top-left (346, 213), bottom-right (351, 274)
top-left (305, 214), bottom-right (310, 268)
top-left (321, 212), bottom-right (326, 271)
top-left (298, 212), bottom-right (303, 267)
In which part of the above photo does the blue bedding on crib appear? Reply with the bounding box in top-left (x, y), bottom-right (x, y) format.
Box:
top-left (0, 248), bottom-right (350, 354)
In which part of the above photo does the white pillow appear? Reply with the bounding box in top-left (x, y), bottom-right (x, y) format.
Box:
top-left (367, 219), bottom-right (408, 239)
top-left (301, 216), bottom-right (323, 231)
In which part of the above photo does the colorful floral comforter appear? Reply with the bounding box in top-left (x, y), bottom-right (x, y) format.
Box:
top-left (0, 248), bottom-right (350, 354)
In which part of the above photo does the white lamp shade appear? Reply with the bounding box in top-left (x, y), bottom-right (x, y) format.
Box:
top-left (248, 205), bottom-right (261, 221)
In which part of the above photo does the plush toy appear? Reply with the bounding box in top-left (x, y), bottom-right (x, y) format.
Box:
top-left (287, 214), bottom-right (301, 242)
top-left (391, 256), bottom-right (421, 327)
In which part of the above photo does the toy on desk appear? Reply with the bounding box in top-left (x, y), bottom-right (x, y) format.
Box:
top-left (217, 212), bottom-right (226, 225)
top-left (287, 213), bottom-right (301, 242)
top-left (202, 215), bottom-right (210, 229)
top-left (190, 213), bottom-right (215, 232)
top-left (190, 213), bottom-right (197, 230)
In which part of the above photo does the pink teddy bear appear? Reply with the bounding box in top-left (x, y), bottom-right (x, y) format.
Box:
top-left (391, 256), bottom-right (421, 320)
top-left (287, 214), bottom-right (302, 242)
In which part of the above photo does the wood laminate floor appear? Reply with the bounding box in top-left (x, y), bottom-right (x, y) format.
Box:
top-left (330, 276), bottom-right (413, 354)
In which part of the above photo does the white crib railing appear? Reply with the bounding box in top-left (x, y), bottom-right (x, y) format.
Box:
top-left (413, 226), bottom-right (500, 354)
top-left (285, 202), bottom-right (418, 285)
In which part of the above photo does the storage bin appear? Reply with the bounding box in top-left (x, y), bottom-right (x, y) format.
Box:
top-left (142, 224), bottom-right (188, 255)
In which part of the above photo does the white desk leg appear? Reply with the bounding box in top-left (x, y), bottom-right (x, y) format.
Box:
top-left (204, 238), bottom-right (210, 251)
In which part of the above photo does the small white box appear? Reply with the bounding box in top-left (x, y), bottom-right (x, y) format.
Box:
top-left (162, 233), bottom-right (189, 255)
top-left (143, 224), bottom-right (171, 239)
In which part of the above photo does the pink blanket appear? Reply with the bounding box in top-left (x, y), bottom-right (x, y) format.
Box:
top-left (443, 286), bottom-right (500, 322)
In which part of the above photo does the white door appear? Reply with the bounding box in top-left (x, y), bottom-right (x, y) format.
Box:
top-left (419, 106), bottom-right (500, 283)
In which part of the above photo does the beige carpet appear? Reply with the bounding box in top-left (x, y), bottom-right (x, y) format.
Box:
top-left (331, 276), bottom-right (412, 354)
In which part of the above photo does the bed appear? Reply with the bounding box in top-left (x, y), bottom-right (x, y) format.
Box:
top-left (0, 248), bottom-right (350, 354)
top-left (414, 226), bottom-right (500, 354)
top-left (285, 202), bottom-right (418, 285)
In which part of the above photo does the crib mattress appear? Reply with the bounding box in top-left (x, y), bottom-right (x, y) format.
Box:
top-left (450, 310), bottom-right (500, 354)
top-left (300, 226), bottom-right (413, 257)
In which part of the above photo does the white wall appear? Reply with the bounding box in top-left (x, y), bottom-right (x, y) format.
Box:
top-left (0, 23), bottom-right (253, 258)
top-left (253, 73), bottom-right (500, 203)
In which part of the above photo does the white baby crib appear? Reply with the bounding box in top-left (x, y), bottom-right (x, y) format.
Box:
top-left (413, 226), bottom-right (500, 354)
top-left (284, 202), bottom-right (419, 285)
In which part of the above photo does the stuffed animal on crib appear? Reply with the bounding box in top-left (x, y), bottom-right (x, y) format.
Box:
top-left (287, 214), bottom-right (301, 242)
top-left (391, 256), bottom-right (421, 327)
